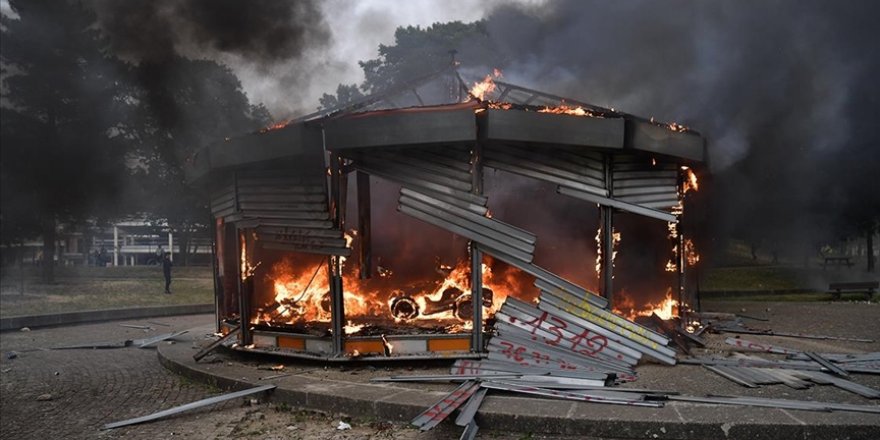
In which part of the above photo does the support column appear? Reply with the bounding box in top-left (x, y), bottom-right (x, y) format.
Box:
top-left (357, 171), bottom-right (372, 279)
top-left (237, 229), bottom-right (252, 345)
top-left (211, 217), bottom-right (220, 333)
top-left (330, 256), bottom-right (345, 355)
top-left (113, 226), bottom-right (119, 267)
top-left (168, 231), bottom-right (173, 262)
top-left (328, 152), bottom-right (346, 355)
top-left (677, 173), bottom-right (687, 323)
top-left (600, 155), bottom-right (614, 304)
top-left (470, 141), bottom-right (484, 352)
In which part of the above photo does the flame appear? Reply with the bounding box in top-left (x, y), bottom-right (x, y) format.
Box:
top-left (254, 250), bottom-right (528, 330)
top-left (684, 238), bottom-right (700, 266)
top-left (668, 122), bottom-right (688, 132)
top-left (594, 227), bottom-right (621, 278)
top-left (469, 69), bottom-right (503, 101)
top-left (613, 289), bottom-right (679, 321)
top-left (260, 120), bottom-right (290, 133)
top-left (538, 103), bottom-right (596, 117)
top-left (681, 167), bottom-right (699, 193)
top-left (343, 320), bottom-right (364, 335)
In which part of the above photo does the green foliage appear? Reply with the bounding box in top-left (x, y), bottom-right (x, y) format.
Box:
top-left (319, 20), bottom-right (505, 109)
top-left (1, 0), bottom-right (131, 237)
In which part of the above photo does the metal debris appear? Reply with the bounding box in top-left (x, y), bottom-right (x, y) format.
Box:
top-left (134, 330), bottom-right (188, 348)
top-left (102, 384), bottom-right (276, 429)
top-left (119, 324), bottom-right (153, 330)
top-left (410, 381), bottom-right (480, 432)
top-left (193, 326), bottom-right (240, 362)
top-left (803, 351), bottom-right (850, 377)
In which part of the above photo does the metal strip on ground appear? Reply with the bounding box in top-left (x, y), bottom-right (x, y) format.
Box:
top-left (102, 385), bottom-right (276, 429)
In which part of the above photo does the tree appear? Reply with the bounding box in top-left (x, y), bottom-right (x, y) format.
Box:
top-left (126, 57), bottom-right (270, 265)
top-left (1, 0), bottom-right (130, 282)
top-left (320, 21), bottom-right (505, 108)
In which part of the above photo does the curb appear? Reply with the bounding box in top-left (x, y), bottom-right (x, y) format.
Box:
top-left (157, 333), bottom-right (879, 440)
top-left (0, 304), bottom-right (213, 331)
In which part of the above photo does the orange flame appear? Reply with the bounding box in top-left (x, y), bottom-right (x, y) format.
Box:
top-left (470, 69), bottom-right (503, 101)
top-left (613, 289), bottom-right (678, 321)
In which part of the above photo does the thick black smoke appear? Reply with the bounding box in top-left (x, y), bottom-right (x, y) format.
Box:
top-left (90, 0), bottom-right (329, 65)
top-left (480, 0), bottom-right (880, 263)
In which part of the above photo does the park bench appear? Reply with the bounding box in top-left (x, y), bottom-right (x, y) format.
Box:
top-left (828, 281), bottom-right (878, 300)
top-left (822, 256), bottom-right (854, 269)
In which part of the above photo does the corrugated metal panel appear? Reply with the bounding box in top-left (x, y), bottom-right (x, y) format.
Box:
top-left (611, 157), bottom-right (679, 211)
top-left (483, 144), bottom-right (607, 196)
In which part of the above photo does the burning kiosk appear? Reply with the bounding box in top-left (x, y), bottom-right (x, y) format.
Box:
top-left (186, 70), bottom-right (706, 361)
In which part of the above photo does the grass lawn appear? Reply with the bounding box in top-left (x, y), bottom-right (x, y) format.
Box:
top-left (0, 266), bottom-right (213, 318)
top-left (700, 265), bottom-right (812, 291)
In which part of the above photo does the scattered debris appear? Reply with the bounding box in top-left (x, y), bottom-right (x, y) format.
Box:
top-left (36, 393), bottom-right (53, 401)
top-left (134, 330), bottom-right (188, 349)
top-left (102, 384), bottom-right (276, 430)
top-left (6, 351), bottom-right (18, 360)
top-left (335, 421), bottom-right (351, 430)
top-left (257, 364), bottom-right (285, 371)
top-left (411, 381), bottom-right (480, 431)
top-left (53, 340), bottom-right (133, 350)
top-left (147, 321), bottom-right (171, 327)
top-left (259, 373), bottom-right (292, 381)
top-left (119, 324), bottom-right (153, 330)
top-left (193, 326), bottom-right (241, 362)
top-left (20, 327), bottom-right (30, 332)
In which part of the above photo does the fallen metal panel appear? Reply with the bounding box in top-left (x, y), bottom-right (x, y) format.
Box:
top-left (371, 374), bottom-right (521, 382)
top-left (530, 299), bottom-right (677, 364)
top-left (704, 366), bottom-right (758, 388)
top-left (400, 190), bottom-right (535, 244)
top-left (476, 244), bottom-right (607, 309)
top-left (557, 186), bottom-right (677, 222)
top-left (803, 351), bottom-right (850, 377)
top-left (398, 201), bottom-right (534, 258)
top-left (667, 394), bottom-right (880, 414)
top-left (459, 420), bottom-right (479, 440)
top-left (411, 381), bottom-right (481, 431)
top-left (488, 332), bottom-right (634, 376)
top-left (495, 319), bottom-right (636, 372)
top-left (539, 287), bottom-right (670, 346)
top-left (135, 330), bottom-right (189, 349)
top-left (482, 109), bottom-right (625, 150)
top-left (102, 384), bottom-right (276, 429)
top-left (499, 298), bottom-right (642, 364)
top-left (480, 381), bottom-right (662, 408)
top-left (717, 328), bottom-right (874, 343)
top-left (399, 187), bottom-right (488, 216)
top-left (326, 106), bottom-right (477, 150)
top-left (454, 388), bottom-right (488, 427)
top-left (451, 359), bottom-right (610, 382)
top-left (193, 327), bottom-right (240, 362)
top-left (233, 218), bottom-right (334, 229)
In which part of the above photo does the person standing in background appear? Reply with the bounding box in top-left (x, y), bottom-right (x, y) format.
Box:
top-left (162, 252), bottom-right (173, 294)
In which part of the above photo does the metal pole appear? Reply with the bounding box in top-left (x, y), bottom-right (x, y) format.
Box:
top-left (168, 230), bottom-right (173, 262)
top-left (600, 154), bottom-right (614, 304)
top-left (330, 255), bottom-right (345, 354)
top-left (328, 152), bottom-right (345, 355)
top-left (357, 171), bottom-right (372, 279)
top-left (210, 217), bottom-right (220, 333)
top-left (113, 225), bottom-right (119, 267)
top-left (471, 244), bottom-right (483, 351)
top-left (237, 228), bottom-right (252, 345)
top-left (470, 141), bottom-right (484, 352)
top-left (676, 169), bottom-right (688, 324)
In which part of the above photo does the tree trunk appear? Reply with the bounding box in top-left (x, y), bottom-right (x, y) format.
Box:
top-left (868, 224), bottom-right (875, 272)
top-left (178, 226), bottom-right (190, 267)
top-left (42, 217), bottom-right (56, 283)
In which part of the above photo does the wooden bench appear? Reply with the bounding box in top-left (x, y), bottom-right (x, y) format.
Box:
top-left (823, 257), bottom-right (854, 269)
top-left (828, 281), bottom-right (878, 300)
